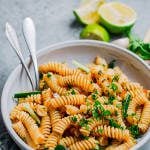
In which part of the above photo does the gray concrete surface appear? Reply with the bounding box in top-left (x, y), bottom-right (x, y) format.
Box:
top-left (0, 0), bottom-right (149, 149)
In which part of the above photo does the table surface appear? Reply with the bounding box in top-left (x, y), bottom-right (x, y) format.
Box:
top-left (0, 0), bottom-right (150, 149)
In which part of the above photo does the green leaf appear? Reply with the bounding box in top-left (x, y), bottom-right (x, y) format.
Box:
top-left (109, 82), bottom-right (118, 91)
top-left (122, 94), bottom-right (131, 118)
top-left (47, 72), bottom-right (52, 78)
top-left (108, 118), bottom-right (123, 129)
top-left (108, 60), bottom-right (116, 68)
top-left (129, 125), bottom-right (140, 138)
top-left (71, 116), bottom-right (78, 122)
top-left (107, 95), bottom-right (115, 104)
top-left (55, 145), bottom-right (66, 150)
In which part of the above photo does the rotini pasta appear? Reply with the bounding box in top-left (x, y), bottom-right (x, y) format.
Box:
top-left (10, 56), bottom-right (150, 150)
top-left (59, 136), bottom-right (78, 147)
top-left (68, 138), bottom-right (98, 150)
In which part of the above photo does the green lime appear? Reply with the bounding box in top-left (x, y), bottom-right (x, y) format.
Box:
top-left (73, 0), bottom-right (105, 25)
top-left (80, 24), bottom-right (110, 42)
top-left (98, 2), bottom-right (137, 34)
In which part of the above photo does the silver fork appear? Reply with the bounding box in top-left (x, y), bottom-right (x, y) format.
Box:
top-left (5, 22), bottom-right (35, 90)
top-left (23, 17), bottom-right (39, 90)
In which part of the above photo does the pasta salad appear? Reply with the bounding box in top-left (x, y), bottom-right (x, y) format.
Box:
top-left (10, 56), bottom-right (150, 150)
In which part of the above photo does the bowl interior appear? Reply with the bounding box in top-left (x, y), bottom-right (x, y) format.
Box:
top-left (1, 40), bottom-right (150, 150)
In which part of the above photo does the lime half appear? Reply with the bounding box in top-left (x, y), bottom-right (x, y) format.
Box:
top-left (80, 24), bottom-right (110, 42)
top-left (98, 2), bottom-right (137, 34)
top-left (74, 0), bottom-right (105, 25)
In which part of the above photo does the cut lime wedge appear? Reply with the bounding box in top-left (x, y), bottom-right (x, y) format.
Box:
top-left (80, 24), bottom-right (110, 42)
top-left (74, 0), bottom-right (105, 25)
top-left (98, 2), bottom-right (137, 34)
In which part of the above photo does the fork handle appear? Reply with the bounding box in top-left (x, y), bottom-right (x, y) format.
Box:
top-left (23, 17), bottom-right (39, 90)
top-left (5, 22), bottom-right (35, 90)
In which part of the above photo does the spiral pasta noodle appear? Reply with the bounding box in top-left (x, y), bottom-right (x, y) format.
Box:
top-left (59, 136), bottom-right (78, 147)
top-left (10, 56), bottom-right (150, 149)
top-left (39, 61), bottom-right (80, 76)
top-left (53, 114), bottom-right (82, 135)
top-left (18, 94), bottom-right (42, 104)
top-left (57, 74), bottom-right (95, 92)
top-left (44, 94), bottom-right (86, 109)
top-left (93, 125), bottom-right (130, 141)
top-left (65, 105), bottom-right (80, 115)
top-left (40, 115), bottom-right (51, 139)
top-left (69, 138), bottom-right (97, 150)
top-left (45, 132), bottom-right (59, 149)
top-left (12, 110), bottom-right (44, 144)
top-left (43, 73), bottom-right (67, 95)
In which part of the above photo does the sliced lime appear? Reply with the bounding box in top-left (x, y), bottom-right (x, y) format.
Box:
top-left (98, 2), bottom-right (137, 34)
top-left (80, 24), bottom-right (110, 42)
top-left (74, 0), bottom-right (105, 25)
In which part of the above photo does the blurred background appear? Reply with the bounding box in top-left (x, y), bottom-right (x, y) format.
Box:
top-left (0, 0), bottom-right (149, 149)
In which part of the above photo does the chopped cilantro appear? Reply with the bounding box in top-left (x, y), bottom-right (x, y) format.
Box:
top-left (91, 90), bottom-right (99, 101)
top-left (107, 95), bottom-right (115, 104)
top-left (112, 75), bottom-right (119, 82)
top-left (92, 100), bottom-right (111, 119)
top-left (55, 144), bottom-right (66, 150)
top-left (108, 118), bottom-right (123, 129)
top-left (103, 110), bottom-right (111, 116)
top-left (109, 82), bottom-right (118, 91)
top-left (108, 60), bottom-right (116, 68)
top-left (70, 89), bottom-right (76, 95)
top-left (71, 116), bottom-right (77, 122)
top-left (122, 94), bottom-right (131, 118)
top-left (129, 125), bottom-right (140, 138)
top-left (79, 118), bottom-right (89, 128)
top-left (47, 72), bottom-right (52, 78)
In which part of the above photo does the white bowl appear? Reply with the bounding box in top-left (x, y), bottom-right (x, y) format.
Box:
top-left (1, 40), bottom-right (150, 150)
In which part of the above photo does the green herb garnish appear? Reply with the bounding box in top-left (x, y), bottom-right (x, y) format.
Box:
top-left (79, 118), bottom-right (89, 128)
top-left (92, 100), bottom-right (111, 119)
top-left (128, 33), bottom-right (150, 60)
top-left (71, 116), bottom-right (78, 122)
top-left (70, 89), bottom-right (76, 95)
top-left (107, 95), bottom-right (115, 104)
top-left (47, 72), bottom-right (52, 78)
top-left (55, 144), bottom-right (66, 150)
top-left (122, 94), bottom-right (131, 118)
top-left (109, 82), bottom-right (118, 91)
top-left (91, 90), bottom-right (99, 101)
top-left (129, 125), bottom-right (140, 138)
top-left (108, 118), bottom-right (123, 129)
top-left (108, 60), bottom-right (116, 68)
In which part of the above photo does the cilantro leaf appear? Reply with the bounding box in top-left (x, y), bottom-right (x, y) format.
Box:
top-left (55, 145), bottom-right (66, 150)
top-left (122, 94), bottom-right (131, 118)
top-left (109, 82), bottom-right (118, 91)
top-left (129, 125), bottom-right (140, 138)
top-left (71, 116), bottom-right (77, 122)
top-left (108, 60), bottom-right (116, 68)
